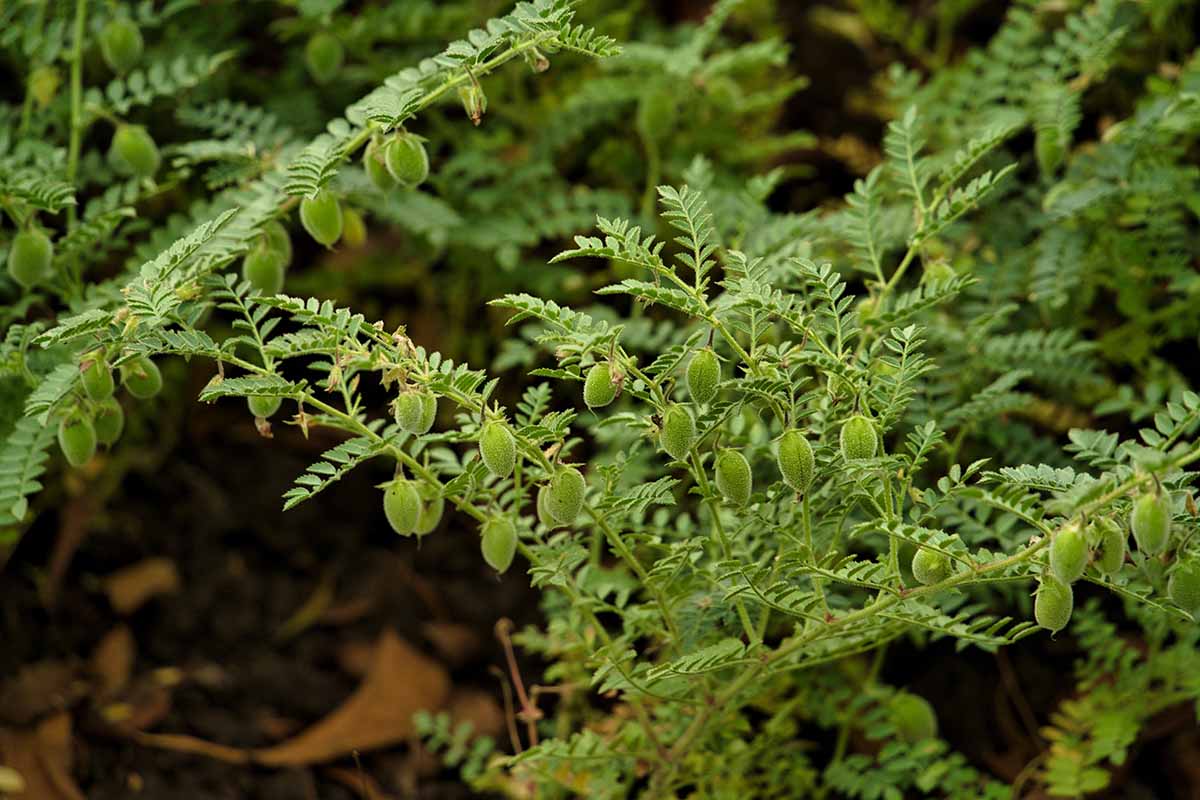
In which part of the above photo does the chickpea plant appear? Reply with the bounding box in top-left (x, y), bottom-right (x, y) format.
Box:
top-left (3, 0), bottom-right (1200, 797)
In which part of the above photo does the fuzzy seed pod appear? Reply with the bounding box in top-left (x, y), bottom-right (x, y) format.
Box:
top-left (248, 395), bottom-right (282, 419)
top-left (1131, 491), bottom-right (1171, 556)
top-left (93, 398), bottom-right (124, 447)
top-left (120, 356), bottom-right (162, 399)
top-left (109, 125), bottom-right (160, 178)
top-left (660, 405), bottom-right (695, 461)
top-left (1049, 523), bottom-right (1089, 584)
top-left (583, 363), bottom-right (617, 409)
top-left (686, 348), bottom-right (720, 405)
top-left (1094, 520), bottom-right (1128, 575)
top-left (99, 17), bottom-right (143, 74)
top-left (776, 430), bottom-right (814, 494)
top-left (546, 467), bottom-right (586, 525)
top-left (264, 221), bottom-right (293, 267)
top-left (840, 414), bottom-right (878, 461)
top-left (479, 420), bottom-right (516, 478)
top-left (385, 133), bottom-right (429, 188)
top-left (363, 137), bottom-right (397, 191)
top-left (1035, 576), bottom-right (1073, 634)
top-left (1092, 519), bottom-right (1126, 577)
top-left (29, 65), bottom-right (61, 108)
top-left (396, 390), bottom-right (437, 435)
top-left (920, 261), bottom-right (956, 286)
top-left (242, 242), bottom-right (286, 295)
top-left (1168, 559), bottom-right (1200, 614)
top-left (342, 207), bottom-right (367, 248)
top-left (81, 356), bottom-right (114, 402)
top-left (383, 480), bottom-right (422, 536)
top-left (911, 547), bottom-right (951, 585)
top-left (58, 416), bottom-right (97, 468)
top-left (305, 32), bottom-right (344, 84)
top-left (481, 516), bottom-right (517, 573)
top-left (415, 486), bottom-right (444, 536)
top-left (536, 486), bottom-right (559, 530)
top-left (7, 229), bottom-right (54, 289)
top-left (714, 449), bottom-right (752, 506)
top-left (300, 189), bottom-right (343, 247)
top-left (889, 694), bottom-right (938, 743)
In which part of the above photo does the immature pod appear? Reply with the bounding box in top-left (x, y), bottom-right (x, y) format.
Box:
top-left (58, 416), bottom-right (97, 468)
top-left (383, 480), bottom-right (422, 536)
top-left (840, 414), bottom-right (878, 461)
top-left (415, 486), bottom-right (444, 536)
top-left (911, 547), bottom-right (951, 585)
top-left (1035, 575), bottom-right (1073, 634)
top-left (264, 221), bottom-right (293, 267)
top-left (920, 261), bottom-right (956, 286)
top-left (384, 133), bottom-right (429, 188)
top-left (305, 32), bottom-right (344, 84)
top-left (1049, 523), bottom-right (1088, 584)
top-left (30, 65), bottom-right (61, 108)
top-left (342, 208), bottom-right (368, 248)
top-left (660, 405), bottom-right (695, 461)
top-left (481, 516), bottom-right (517, 573)
top-left (300, 189), bottom-right (343, 247)
top-left (776, 430), bottom-right (814, 494)
top-left (363, 137), bottom-right (398, 191)
top-left (242, 241), bottom-right (286, 295)
top-left (1092, 518), bottom-right (1126, 577)
top-left (1168, 559), bottom-right (1200, 614)
top-left (109, 125), bottom-right (160, 178)
top-left (81, 355), bottom-right (115, 402)
top-left (99, 17), bottom-right (143, 74)
top-left (120, 356), bottom-right (162, 399)
top-left (714, 449), bottom-right (752, 506)
top-left (248, 395), bottom-right (282, 419)
top-left (536, 486), bottom-right (559, 530)
top-left (546, 467), bottom-right (586, 525)
top-left (93, 398), bottom-right (125, 447)
top-left (1130, 491), bottom-right (1171, 556)
top-left (686, 348), bottom-right (720, 405)
top-left (583, 363), bottom-right (616, 409)
top-left (396, 390), bottom-right (437, 435)
top-left (889, 694), bottom-right (938, 743)
top-left (479, 420), bottom-right (516, 478)
top-left (7, 228), bottom-right (54, 289)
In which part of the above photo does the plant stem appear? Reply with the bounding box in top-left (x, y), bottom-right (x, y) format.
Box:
top-left (65, 0), bottom-right (88, 233)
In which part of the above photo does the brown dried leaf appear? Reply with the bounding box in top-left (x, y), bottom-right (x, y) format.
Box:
top-left (0, 713), bottom-right (85, 800)
top-left (131, 731), bottom-right (249, 764)
top-left (90, 625), bottom-right (135, 701)
top-left (255, 629), bottom-right (450, 766)
top-left (102, 558), bottom-right (180, 615)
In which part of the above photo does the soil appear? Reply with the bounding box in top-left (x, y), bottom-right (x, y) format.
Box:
top-left (1, 376), bottom-right (539, 798)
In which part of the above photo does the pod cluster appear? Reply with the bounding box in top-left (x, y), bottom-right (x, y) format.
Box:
top-left (51, 353), bottom-right (164, 472)
top-left (1033, 484), bottom-right (1196, 634)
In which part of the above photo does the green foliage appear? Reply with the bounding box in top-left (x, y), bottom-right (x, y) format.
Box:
top-left (4, 0), bottom-right (1200, 797)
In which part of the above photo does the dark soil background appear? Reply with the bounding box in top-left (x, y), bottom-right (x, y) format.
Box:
top-left (1, 366), bottom-right (541, 798)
